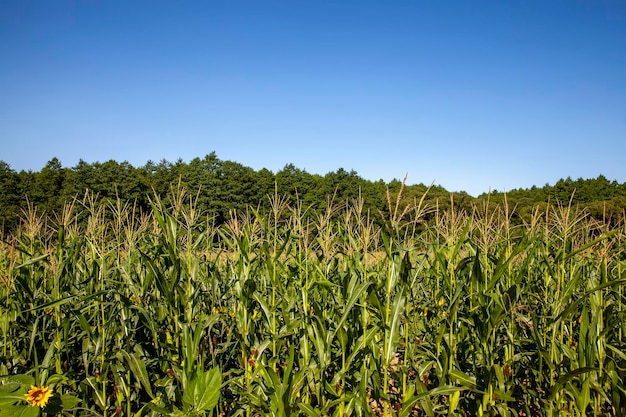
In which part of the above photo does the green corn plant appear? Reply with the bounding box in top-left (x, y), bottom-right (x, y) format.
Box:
top-left (1, 185), bottom-right (626, 417)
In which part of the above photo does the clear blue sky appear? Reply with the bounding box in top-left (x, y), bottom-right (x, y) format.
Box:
top-left (1, 0), bottom-right (625, 196)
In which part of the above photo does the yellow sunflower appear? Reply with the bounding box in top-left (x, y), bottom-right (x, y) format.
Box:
top-left (24, 385), bottom-right (53, 408)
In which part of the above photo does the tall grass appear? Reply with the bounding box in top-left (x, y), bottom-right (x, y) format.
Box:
top-left (0, 186), bottom-right (625, 416)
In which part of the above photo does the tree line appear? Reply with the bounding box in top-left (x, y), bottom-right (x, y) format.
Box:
top-left (0, 152), bottom-right (624, 233)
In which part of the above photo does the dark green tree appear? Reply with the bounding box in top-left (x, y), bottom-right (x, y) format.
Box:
top-left (29, 158), bottom-right (66, 215)
top-left (0, 161), bottom-right (22, 232)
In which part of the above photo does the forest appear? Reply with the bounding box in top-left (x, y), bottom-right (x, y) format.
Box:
top-left (1, 153), bottom-right (625, 233)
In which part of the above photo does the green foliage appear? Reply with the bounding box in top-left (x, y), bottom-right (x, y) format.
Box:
top-left (1, 154), bottom-right (625, 236)
top-left (181, 368), bottom-right (222, 415)
top-left (0, 374), bottom-right (80, 416)
top-left (0, 184), bottom-right (625, 416)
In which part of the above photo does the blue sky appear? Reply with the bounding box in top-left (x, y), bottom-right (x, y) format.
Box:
top-left (1, 0), bottom-right (625, 196)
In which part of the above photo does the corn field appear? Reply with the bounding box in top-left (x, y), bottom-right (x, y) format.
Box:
top-left (0, 186), bottom-right (625, 416)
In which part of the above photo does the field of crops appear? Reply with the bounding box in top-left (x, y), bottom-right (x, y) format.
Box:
top-left (0, 187), bottom-right (625, 416)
